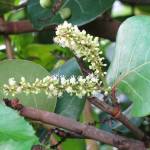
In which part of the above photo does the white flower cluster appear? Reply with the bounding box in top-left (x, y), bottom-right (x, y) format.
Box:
top-left (54, 21), bottom-right (107, 79)
top-left (3, 74), bottom-right (104, 98)
top-left (3, 22), bottom-right (112, 99)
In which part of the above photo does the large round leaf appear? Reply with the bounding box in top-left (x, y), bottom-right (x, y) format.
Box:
top-left (107, 16), bottom-right (150, 117)
top-left (0, 103), bottom-right (38, 150)
top-left (0, 59), bottom-right (56, 112)
top-left (27, 0), bottom-right (115, 30)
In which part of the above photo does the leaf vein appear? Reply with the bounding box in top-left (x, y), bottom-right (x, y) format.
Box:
top-left (121, 80), bottom-right (143, 101)
top-left (134, 71), bottom-right (150, 84)
top-left (74, 0), bottom-right (85, 13)
top-left (114, 61), bottom-right (150, 87)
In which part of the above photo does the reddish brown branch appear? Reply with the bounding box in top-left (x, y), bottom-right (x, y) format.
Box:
top-left (3, 35), bottom-right (14, 59)
top-left (0, 17), bottom-right (120, 41)
top-left (0, 20), bottom-right (56, 34)
top-left (50, 135), bottom-right (63, 150)
top-left (4, 99), bottom-right (146, 150)
top-left (88, 97), bottom-right (147, 141)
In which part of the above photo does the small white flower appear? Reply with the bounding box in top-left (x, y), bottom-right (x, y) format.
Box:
top-left (49, 84), bottom-right (55, 90)
top-left (81, 90), bottom-right (86, 95)
top-left (21, 77), bottom-right (25, 82)
top-left (52, 75), bottom-right (58, 81)
top-left (43, 76), bottom-right (51, 83)
top-left (66, 86), bottom-right (73, 93)
top-left (35, 78), bottom-right (39, 82)
top-left (8, 78), bottom-right (16, 86)
top-left (16, 87), bottom-right (22, 93)
top-left (52, 89), bottom-right (58, 96)
top-left (69, 76), bottom-right (76, 84)
top-left (12, 93), bottom-right (15, 97)
top-left (78, 76), bottom-right (86, 84)
top-left (61, 77), bottom-right (67, 85)
top-left (91, 77), bottom-right (98, 83)
top-left (58, 92), bottom-right (63, 97)
top-left (95, 70), bottom-right (99, 74)
top-left (104, 91), bottom-right (108, 96)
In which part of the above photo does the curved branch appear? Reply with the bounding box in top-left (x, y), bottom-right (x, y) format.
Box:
top-left (4, 99), bottom-right (146, 150)
top-left (0, 20), bottom-right (56, 34)
top-left (0, 18), bottom-right (120, 41)
top-left (88, 97), bottom-right (146, 141)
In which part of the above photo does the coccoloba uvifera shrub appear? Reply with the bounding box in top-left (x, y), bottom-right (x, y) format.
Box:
top-left (3, 22), bottom-right (111, 98)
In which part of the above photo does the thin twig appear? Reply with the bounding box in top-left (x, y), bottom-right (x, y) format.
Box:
top-left (3, 34), bottom-right (14, 59)
top-left (88, 97), bottom-right (147, 141)
top-left (0, 17), bottom-right (14, 59)
top-left (50, 135), bottom-right (63, 150)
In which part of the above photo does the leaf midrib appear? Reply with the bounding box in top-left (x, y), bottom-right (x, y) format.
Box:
top-left (113, 60), bottom-right (150, 88)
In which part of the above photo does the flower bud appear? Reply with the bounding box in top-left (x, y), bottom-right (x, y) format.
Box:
top-left (40, 0), bottom-right (52, 8)
top-left (59, 7), bottom-right (72, 20)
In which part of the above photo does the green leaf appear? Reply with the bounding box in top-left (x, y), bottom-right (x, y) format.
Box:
top-left (12, 33), bottom-right (34, 52)
top-left (61, 139), bottom-right (85, 150)
top-left (0, 52), bottom-right (6, 60)
top-left (135, 6), bottom-right (150, 16)
top-left (6, 8), bottom-right (26, 21)
top-left (0, 0), bottom-right (17, 15)
top-left (51, 57), bottom-right (82, 77)
top-left (52, 58), bottom-right (85, 120)
top-left (107, 16), bottom-right (150, 117)
top-left (0, 59), bottom-right (56, 112)
top-left (27, 0), bottom-right (115, 30)
top-left (23, 44), bottom-right (57, 70)
top-left (0, 140), bottom-right (35, 150)
top-left (0, 103), bottom-right (38, 150)
top-left (55, 93), bottom-right (85, 120)
top-left (22, 43), bottom-right (72, 70)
